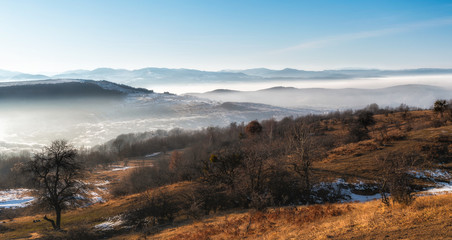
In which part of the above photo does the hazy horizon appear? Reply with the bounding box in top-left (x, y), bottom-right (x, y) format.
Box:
top-left (1, 1), bottom-right (452, 73)
top-left (2, 67), bottom-right (452, 94)
top-left (155, 74), bottom-right (452, 94)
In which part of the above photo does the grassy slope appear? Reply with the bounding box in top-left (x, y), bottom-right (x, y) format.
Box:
top-left (0, 193), bottom-right (139, 239)
top-left (1, 110), bottom-right (451, 239)
top-left (144, 193), bottom-right (452, 240)
top-left (0, 182), bottom-right (197, 239)
top-left (313, 111), bottom-right (452, 184)
top-left (315, 124), bottom-right (452, 183)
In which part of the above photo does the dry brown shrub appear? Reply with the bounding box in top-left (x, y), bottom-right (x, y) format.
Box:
top-left (386, 129), bottom-right (407, 141)
top-left (374, 128), bottom-right (407, 145)
top-left (326, 140), bottom-right (378, 160)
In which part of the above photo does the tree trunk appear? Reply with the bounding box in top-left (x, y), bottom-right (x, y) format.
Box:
top-left (55, 206), bottom-right (61, 230)
top-left (43, 215), bottom-right (57, 230)
top-left (304, 165), bottom-right (311, 203)
top-left (43, 206), bottom-right (62, 230)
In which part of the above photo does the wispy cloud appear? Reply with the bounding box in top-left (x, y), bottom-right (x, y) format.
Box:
top-left (273, 17), bottom-right (452, 54)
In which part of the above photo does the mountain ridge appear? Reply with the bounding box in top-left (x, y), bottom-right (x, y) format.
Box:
top-left (188, 84), bottom-right (451, 109)
top-left (1, 67), bottom-right (452, 88)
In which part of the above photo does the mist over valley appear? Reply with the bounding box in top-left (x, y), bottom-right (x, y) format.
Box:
top-left (1, 67), bottom-right (452, 153)
top-left (0, 79), bottom-right (317, 152)
top-left (2, 67), bottom-right (452, 93)
top-left (188, 84), bottom-right (451, 109)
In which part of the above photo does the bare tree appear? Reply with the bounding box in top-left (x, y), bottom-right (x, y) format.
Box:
top-left (288, 121), bottom-right (314, 202)
top-left (112, 137), bottom-right (126, 159)
top-left (377, 152), bottom-right (421, 206)
top-left (241, 139), bottom-right (270, 195)
top-left (169, 150), bottom-right (183, 172)
top-left (26, 140), bottom-right (85, 230)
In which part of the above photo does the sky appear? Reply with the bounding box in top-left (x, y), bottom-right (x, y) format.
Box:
top-left (0, 0), bottom-right (452, 74)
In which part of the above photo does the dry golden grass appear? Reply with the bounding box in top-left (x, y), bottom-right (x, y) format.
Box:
top-left (148, 194), bottom-right (452, 240)
top-left (326, 139), bottom-right (379, 159)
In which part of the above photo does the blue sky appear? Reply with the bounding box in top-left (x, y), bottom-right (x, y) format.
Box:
top-left (0, 0), bottom-right (452, 73)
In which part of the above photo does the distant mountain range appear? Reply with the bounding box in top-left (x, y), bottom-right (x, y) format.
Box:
top-left (1, 67), bottom-right (452, 89)
top-left (188, 84), bottom-right (452, 109)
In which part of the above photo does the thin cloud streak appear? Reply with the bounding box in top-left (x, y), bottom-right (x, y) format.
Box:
top-left (273, 17), bottom-right (452, 54)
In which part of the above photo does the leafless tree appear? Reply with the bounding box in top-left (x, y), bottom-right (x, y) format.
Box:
top-left (112, 137), bottom-right (126, 159)
top-left (26, 140), bottom-right (85, 230)
top-left (377, 152), bottom-right (421, 206)
top-left (288, 121), bottom-right (314, 201)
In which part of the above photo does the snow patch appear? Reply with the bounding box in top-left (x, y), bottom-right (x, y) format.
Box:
top-left (312, 179), bottom-right (381, 203)
top-left (111, 166), bottom-right (134, 171)
top-left (409, 169), bottom-right (452, 195)
top-left (348, 192), bottom-right (382, 202)
top-left (94, 180), bottom-right (110, 186)
top-left (145, 152), bottom-right (161, 158)
top-left (424, 182), bottom-right (452, 194)
top-left (88, 191), bottom-right (104, 204)
top-left (94, 216), bottom-right (123, 231)
top-left (0, 189), bottom-right (34, 208)
top-left (408, 169), bottom-right (451, 180)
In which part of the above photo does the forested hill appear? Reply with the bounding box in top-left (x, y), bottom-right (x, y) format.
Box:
top-left (0, 79), bottom-right (152, 100)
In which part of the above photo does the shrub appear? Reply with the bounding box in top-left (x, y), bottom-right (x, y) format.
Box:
top-left (0, 224), bottom-right (10, 233)
top-left (193, 183), bottom-right (234, 214)
top-left (245, 120), bottom-right (263, 135)
top-left (347, 122), bottom-right (370, 142)
top-left (124, 188), bottom-right (180, 229)
top-left (111, 160), bottom-right (170, 197)
top-left (249, 192), bottom-right (274, 210)
top-left (40, 225), bottom-right (99, 240)
top-left (431, 119), bottom-right (445, 128)
top-left (0, 208), bottom-right (19, 221)
top-left (378, 153), bottom-right (422, 205)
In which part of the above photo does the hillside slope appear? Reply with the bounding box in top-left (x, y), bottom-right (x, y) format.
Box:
top-left (147, 194), bottom-right (452, 240)
top-left (1, 110), bottom-right (451, 239)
